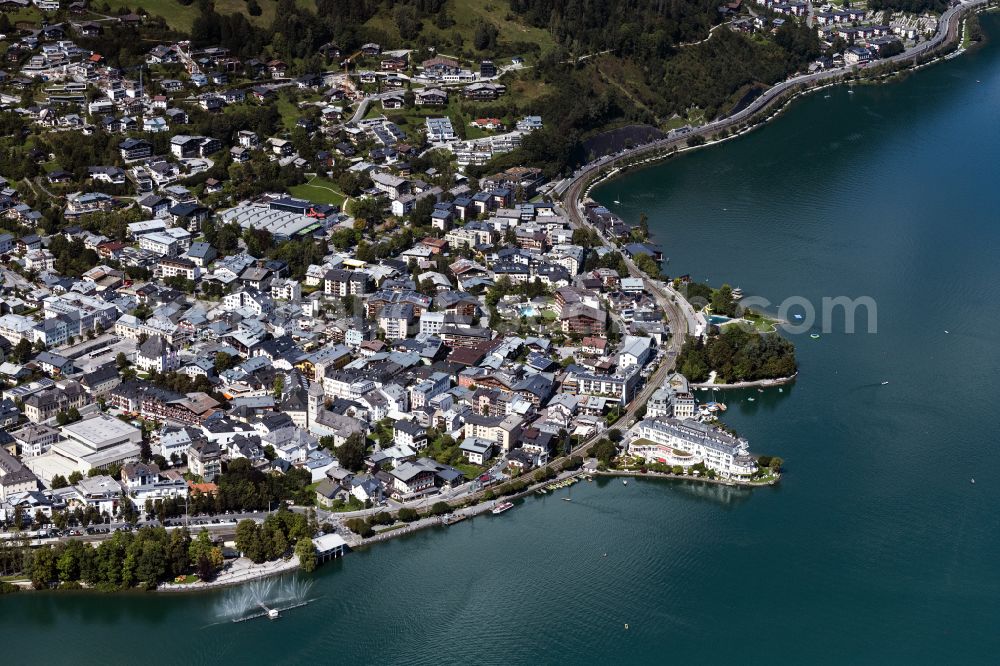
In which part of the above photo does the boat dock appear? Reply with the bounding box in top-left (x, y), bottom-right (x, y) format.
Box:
top-left (537, 477), bottom-right (582, 494)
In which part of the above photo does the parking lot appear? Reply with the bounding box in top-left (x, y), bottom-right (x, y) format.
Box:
top-left (58, 333), bottom-right (137, 373)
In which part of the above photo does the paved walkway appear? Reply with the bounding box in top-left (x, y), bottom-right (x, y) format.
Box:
top-left (690, 372), bottom-right (797, 390)
top-left (158, 556), bottom-right (300, 592)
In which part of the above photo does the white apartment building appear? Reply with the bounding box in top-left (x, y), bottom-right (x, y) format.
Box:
top-left (629, 417), bottom-right (758, 478)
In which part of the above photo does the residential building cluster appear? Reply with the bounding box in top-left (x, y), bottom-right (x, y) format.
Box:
top-left (0, 16), bottom-right (770, 528)
top-left (0, 157), bottom-right (699, 522)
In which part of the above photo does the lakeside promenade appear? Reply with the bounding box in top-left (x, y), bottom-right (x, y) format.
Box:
top-left (691, 372), bottom-right (799, 391)
top-left (153, 466), bottom-right (596, 590)
top-left (159, 556), bottom-right (302, 592)
top-left (594, 468), bottom-right (778, 487)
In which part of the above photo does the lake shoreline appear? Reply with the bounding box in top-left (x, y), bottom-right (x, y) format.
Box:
top-left (594, 468), bottom-right (779, 488)
top-left (574, 1), bottom-right (989, 198)
top-left (690, 372), bottom-right (798, 391)
top-left (156, 555), bottom-right (302, 593)
top-left (153, 459), bottom-right (779, 593)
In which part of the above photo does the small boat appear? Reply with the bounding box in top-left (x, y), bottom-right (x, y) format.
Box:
top-left (267, 609), bottom-right (279, 620)
top-left (491, 501), bottom-right (514, 515)
top-left (793, 314), bottom-right (803, 320)
top-left (881, 381), bottom-right (889, 386)
top-left (757, 388), bottom-right (764, 393)
top-left (778, 388), bottom-right (783, 393)
top-left (848, 90), bottom-right (855, 94)
top-left (613, 200), bottom-right (621, 204)
top-left (747, 397), bottom-right (755, 402)
top-left (622, 479), bottom-right (628, 486)
top-left (624, 623), bottom-right (629, 630)
top-left (810, 333), bottom-right (820, 339)
top-left (562, 497), bottom-right (572, 502)
top-left (945, 330), bottom-right (949, 334)
top-left (971, 478), bottom-right (976, 484)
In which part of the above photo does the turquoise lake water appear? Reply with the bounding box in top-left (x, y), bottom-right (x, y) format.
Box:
top-left (4, 16), bottom-right (1000, 664)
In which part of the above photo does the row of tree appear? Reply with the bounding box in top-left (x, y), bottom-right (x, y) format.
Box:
top-left (343, 500), bottom-right (452, 538)
top-left (25, 527), bottom-right (220, 590)
top-left (233, 507), bottom-right (314, 565)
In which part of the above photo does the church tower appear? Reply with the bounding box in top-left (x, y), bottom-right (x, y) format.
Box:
top-left (307, 381), bottom-right (325, 429)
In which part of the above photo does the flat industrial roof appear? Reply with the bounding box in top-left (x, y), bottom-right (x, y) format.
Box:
top-left (24, 451), bottom-right (83, 484)
top-left (51, 438), bottom-right (141, 467)
top-left (79, 442), bottom-right (142, 468)
top-left (219, 204), bottom-right (317, 238)
top-left (61, 414), bottom-right (141, 450)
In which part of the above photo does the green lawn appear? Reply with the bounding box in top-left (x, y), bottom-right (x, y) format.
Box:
top-left (6, 7), bottom-right (42, 23)
top-left (742, 310), bottom-right (779, 333)
top-left (685, 106), bottom-right (707, 126)
top-left (379, 97), bottom-right (484, 143)
top-left (661, 116), bottom-right (689, 131)
top-left (275, 94), bottom-right (302, 131)
top-left (288, 177), bottom-right (347, 206)
top-left (507, 76), bottom-right (551, 103)
top-left (103, 0), bottom-right (550, 53)
top-left (366, 0), bottom-right (555, 55)
top-left (101, 0), bottom-right (315, 32)
top-left (421, 0), bottom-right (555, 51)
top-left (454, 462), bottom-right (486, 479)
top-left (465, 124), bottom-right (492, 140)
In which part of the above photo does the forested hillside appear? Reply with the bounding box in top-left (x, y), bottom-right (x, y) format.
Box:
top-left (508, 0), bottom-right (723, 58)
top-left (867, 0), bottom-right (948, 13)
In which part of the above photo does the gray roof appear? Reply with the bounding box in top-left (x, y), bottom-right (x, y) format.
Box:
top-left (394, 420), bottom-right (425, 437)
top-left (638, 417), bottom-right (749, 457)
top-left (138, 334), bottom-right (170, 359)
top-left (315, 478), bottom-right (340, 499)
top-left (459, 437), bottom-right (494, 454)
top-left (391, 460), bottom-right (435, 482)
top-left (281, 386), bottom-right (308, 412)
top-left (187, 241), bottom-right (215, 258)
top-left (0, 448), bottom-right (38, 488)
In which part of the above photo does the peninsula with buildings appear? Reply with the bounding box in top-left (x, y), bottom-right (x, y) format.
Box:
top-left (0, 0), bottom-right (986, 592)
